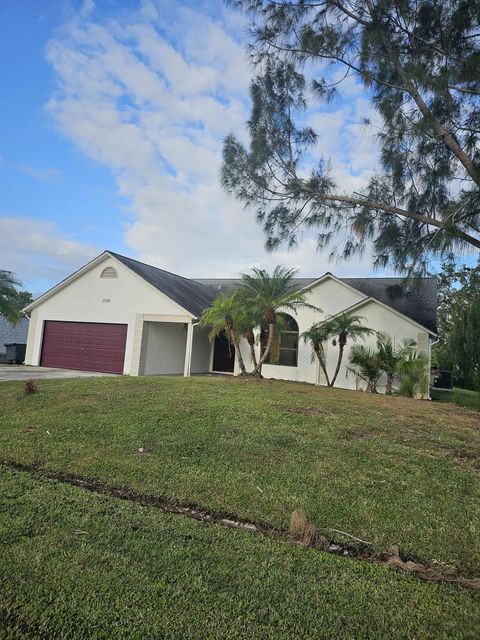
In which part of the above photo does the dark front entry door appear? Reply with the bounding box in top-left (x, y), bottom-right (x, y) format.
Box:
top-left (212, 331), bottom-right (235, 373)
top-left (40, 321), bottom-right (127, 374)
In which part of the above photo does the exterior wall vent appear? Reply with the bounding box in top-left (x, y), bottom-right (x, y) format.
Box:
top-left (100, 266), bottom-right (118, 279)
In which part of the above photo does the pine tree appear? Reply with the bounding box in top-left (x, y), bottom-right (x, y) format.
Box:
top-left (435, 259), bottom-right (480, 388)
top-left (223, 1), bottom-right (480, 275)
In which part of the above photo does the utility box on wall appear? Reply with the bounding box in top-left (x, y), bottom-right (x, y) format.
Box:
top-left (432, 370), bottom-right (453, 390)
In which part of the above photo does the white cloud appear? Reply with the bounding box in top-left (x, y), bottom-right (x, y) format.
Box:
top-left (17, 164), bottom-right (61, 181)
top-left (80, 0), bottom-right (95, 18)
top-left (0, 217), bottom-right (97, 291)
top-left (42, 0), bottom-right (388, 282)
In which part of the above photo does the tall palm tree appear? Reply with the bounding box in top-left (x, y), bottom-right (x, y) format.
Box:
top-left (0, 270), bottom-right (21, 324)
top-left (200, 293), bottom-right (248, 375)
top-left (301, 323), bottom-right (331, 386)
top-left (238, 266), bottom-right (318, 376)
top-left (234, 288), bottom-right (263, 369)
top-left (302, 314), bottom-right (373, 387)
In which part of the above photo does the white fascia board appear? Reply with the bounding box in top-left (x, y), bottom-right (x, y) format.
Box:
top-left (22, 250), bottom-right (196, 320)
top-left (299, 272), bottom-right (369, 299)
top-left (22, 251), bottom-right (111, 314)
top-left (105, 253), bottom-right (195, 319)
top-left (328, 296), bottom-right (437, 337)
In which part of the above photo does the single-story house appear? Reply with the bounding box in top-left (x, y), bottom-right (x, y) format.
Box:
top-left (23, 250), bottom-right (437, 392)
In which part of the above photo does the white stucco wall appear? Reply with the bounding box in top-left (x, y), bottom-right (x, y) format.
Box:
top-left (322, 300), bottom-right (430, 392)
top-left (139, 322), bottom-right (187, 375)
top-left (25, 255), bottom-right (193, 374)
top-left (191, 326), bottom-right (212, 374)
top-left (234, 276), bottom-right (431, 393)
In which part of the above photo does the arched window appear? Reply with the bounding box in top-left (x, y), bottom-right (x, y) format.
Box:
top-left (100, 266), bottom-right (118, 279)
top-left (261, 313), bottom-right (299, 367)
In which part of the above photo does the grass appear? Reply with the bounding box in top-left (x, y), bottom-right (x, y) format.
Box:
top-left (1, 375), bottom-right (480, 637)
top-left (2, 466), bottom-right (480, 639)
top-left (431, 386), bottom-right (480, 412)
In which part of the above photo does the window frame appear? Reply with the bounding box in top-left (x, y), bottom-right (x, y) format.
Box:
top-left (260, 313), bottom-right (299, 368)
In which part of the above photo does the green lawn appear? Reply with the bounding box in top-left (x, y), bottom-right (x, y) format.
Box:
top-left (1, 375), bottom-right (480, 638)
top-left (431, 386), bottom-right (480, 411)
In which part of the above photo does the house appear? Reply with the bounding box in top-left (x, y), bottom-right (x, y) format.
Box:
top-left (23, 250), bottom-right (437, 393)
top-left (0, 315), bottom-right (29, 363)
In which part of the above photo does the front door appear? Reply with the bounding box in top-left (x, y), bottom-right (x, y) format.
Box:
top-left (212, 331), bottom-right (235, 373)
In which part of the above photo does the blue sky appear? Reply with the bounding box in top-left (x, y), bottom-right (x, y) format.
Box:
top-left (2, 0), bottom-right (474, 296)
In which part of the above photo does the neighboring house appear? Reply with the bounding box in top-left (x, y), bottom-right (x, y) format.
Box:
top-left (23, 250), bottom-right (437, 393)
top-left (0, 315), bottom-right (29, 363)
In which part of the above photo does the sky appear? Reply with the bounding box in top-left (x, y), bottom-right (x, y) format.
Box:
top-left (0, 0), bottom-right (432, 296)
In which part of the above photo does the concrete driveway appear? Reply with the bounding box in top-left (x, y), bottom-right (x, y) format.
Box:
top-left (0, 365), bottom-right (117, 382)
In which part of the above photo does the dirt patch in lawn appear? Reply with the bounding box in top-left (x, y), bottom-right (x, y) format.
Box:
top-left (2, 458), bottom-right (480, 591)
top-left (279, 405), bottom-right (327, 416)
top-left (344, 429), bottom-right (372, 440)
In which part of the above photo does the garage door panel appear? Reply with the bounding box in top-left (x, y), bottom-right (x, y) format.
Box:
top-left (41, 321), bottom-right (127, 374)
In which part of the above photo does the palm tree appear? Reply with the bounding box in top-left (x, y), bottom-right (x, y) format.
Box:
top-left (0, 270), bottom-right (21, 324)
top-left (234, 288), bottom-right (263, 370)
top-left (376, 332), bottom-right (417, 394)
top-left (200, 293), bottom-right (248, 375)
top-left (301, 323), bottom-right (331, 386)
top-left (302, 314), bottom-right (373, 387)
top-left (395, 341), bottom-right (429, 398)
top-left (347, 344), bottom-right (382, 393)
top-left (238, 266), bottom-right (318, 376)
top-left (244, 325), bottom-right (257, 368)
top-left (349, 332), bottom-right (428, 396)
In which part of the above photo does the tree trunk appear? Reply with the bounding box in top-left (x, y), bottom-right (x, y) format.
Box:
top-left (398, 69), bottom-right (480, 187)
top-left (226, 316), bottom-right (247, 376)
top-left (330, 333), bottom-right (346, 387)
top-left (385, 373), bottom-right (394, 394)
top-left (232, 331), bottom-right (247, 375)
top-left (245, 327), bottom-right (258, 369)
top-left (252, 319), bottom-right (275, 376)
top-left (314, 342), bottom-right (330, 386)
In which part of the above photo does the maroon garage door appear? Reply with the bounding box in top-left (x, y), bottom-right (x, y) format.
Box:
top-left (40, 321), bottom-right (127, 374)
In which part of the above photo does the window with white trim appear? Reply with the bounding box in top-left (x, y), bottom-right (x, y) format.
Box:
top-left (260, 313), bottom-right (299, 367)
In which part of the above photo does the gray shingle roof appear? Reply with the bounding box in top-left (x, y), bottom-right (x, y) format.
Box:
top-left (108, 252), bottom-right (437, 333)
top-left (342, 277), bottom-right (437, 334)
top-left (109, 252), bottom-right (217, 317)
top-left (194, 275), bottom-right (437, 334)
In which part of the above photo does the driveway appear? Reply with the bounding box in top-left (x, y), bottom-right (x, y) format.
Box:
top-left (0, 365), bottom-right (117, 382)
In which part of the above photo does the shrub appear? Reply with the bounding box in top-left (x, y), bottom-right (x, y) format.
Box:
top-left (24, 380), bottom-right (37, 395)
top-left (399, 376), bottom-right (416, 398)
top-left (452, 389), bottom-right (464, 406)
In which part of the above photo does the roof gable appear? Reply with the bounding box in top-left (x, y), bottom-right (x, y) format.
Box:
top-left (24, 251), bottom-right (437, 333)
top-left (194, 274), bottom-right (437, 334)
top-left (340, 277), bottom-right (437, 334)
top-left (24, 251), bottom-right (217, 317)
top-left (108, 252), bottom-right (217, 317)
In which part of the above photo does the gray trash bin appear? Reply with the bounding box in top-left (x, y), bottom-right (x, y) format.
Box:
top-left (4, 343), bottom-right (27, 364)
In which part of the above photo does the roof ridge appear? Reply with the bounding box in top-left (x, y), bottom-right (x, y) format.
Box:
top-left (108, 250), bottom-right (213, 290)
top-left (194, 276), bottom-right (434, 281)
